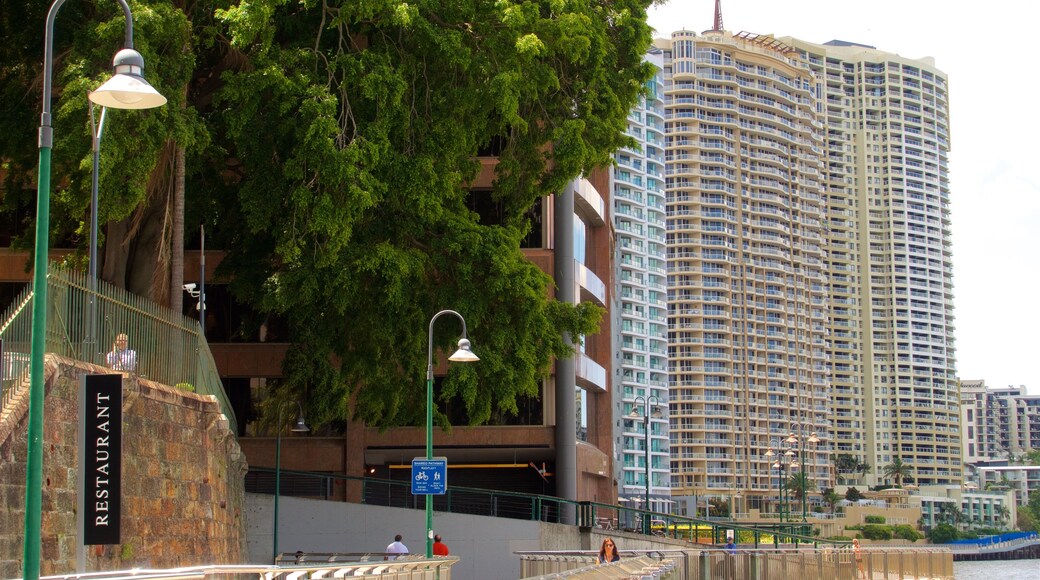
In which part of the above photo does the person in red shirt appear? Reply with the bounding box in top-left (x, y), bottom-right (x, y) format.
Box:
top-left (432, 534), bottom-right (449, 556)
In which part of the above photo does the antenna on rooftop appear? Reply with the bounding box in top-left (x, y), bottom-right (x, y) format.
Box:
top-left (713, 0), bottom-right (724, 32)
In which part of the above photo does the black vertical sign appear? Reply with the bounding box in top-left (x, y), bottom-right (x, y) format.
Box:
top-left (84, 374), bottom-right (122, 545)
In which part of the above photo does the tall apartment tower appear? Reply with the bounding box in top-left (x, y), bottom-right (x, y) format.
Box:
top-left (786, 38), bottom-right (958, 486)
top-left (613, 49), bottom-right (671, 511)
top-left (656, 29), bottom-right (831, 515)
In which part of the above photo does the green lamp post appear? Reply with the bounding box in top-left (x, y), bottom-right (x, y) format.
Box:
top-left (27, 2), bottom-right (165, 579)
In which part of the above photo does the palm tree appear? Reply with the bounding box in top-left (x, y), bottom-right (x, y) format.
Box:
top-left (822, 487), bottom-right (842, 515)
top-left (996, 505), bottom-right (1011, 528)
top-left (787, 471), bottom-right (817, 500)
top-left (883, 457), bottom-right (913, 487)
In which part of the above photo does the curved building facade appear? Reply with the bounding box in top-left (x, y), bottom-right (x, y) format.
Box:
top-left (658, 30), bottom-right (831, 515)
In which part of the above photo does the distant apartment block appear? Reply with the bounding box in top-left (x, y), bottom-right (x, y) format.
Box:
top-left (612, 49), bottom-right (672, 512)
top-left (976, 465), bottom-right (1040, 506)
top-left (961, 379), bottom-right (1040, 464)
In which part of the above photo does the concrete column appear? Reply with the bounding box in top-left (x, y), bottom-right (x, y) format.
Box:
top-left (554, 180), bottom-right (577, 523)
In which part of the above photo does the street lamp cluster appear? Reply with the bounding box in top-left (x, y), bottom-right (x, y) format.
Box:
top-left (765, 429), bottom-right (820, 522)
top-left (628, 395), bottom-right (662, 534)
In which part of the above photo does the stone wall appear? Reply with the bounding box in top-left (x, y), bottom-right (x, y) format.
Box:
top-left (0, 355), bottom-right (247, 577)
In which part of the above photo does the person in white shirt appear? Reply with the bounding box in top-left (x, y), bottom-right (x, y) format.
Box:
top-left (106, 333), bottom-right (137, 371)
top-left (385, 534), bottom-right (408, 560)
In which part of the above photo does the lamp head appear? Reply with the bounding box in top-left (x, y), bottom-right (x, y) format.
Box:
top-left (291, 415), bottom-right (310, 433)
top-left (448, 337), bottom-right (479, 363)
top-left (808, 432), bottom-right (820, 444)
top-left (89, 48), bottom-right (167, 110)
top-left (764, 449), bottom-right (775, 457)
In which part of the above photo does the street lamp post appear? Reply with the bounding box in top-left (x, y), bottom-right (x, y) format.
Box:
top-left (785, 430), bottom-right (820, 522)
top-left (273, 401), bottom-right (309, 563)
top-left (425, 310), bottom-right (478, 558)
top-left (84, 103), bottom-right (107, 363)
top-left (28, 2), bottom-right (166, 579)
top-left (766, 442), bottom-right (796, 523)
top-left (629, 395), bottom-right (661, 535)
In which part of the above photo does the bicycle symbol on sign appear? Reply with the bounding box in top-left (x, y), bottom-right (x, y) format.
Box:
top-left (415, 471), bottom-right (429, 481)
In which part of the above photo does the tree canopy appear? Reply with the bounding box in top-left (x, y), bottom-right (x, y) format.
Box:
top-left (1, 1), bottom-right (656, 430)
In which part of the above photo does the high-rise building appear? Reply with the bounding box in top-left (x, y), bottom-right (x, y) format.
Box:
top-left (656, 29), bottom-right (831, 516)
top-left (654, 20), bottom-right (957, 514)
top-left (612, 49), bottom-right (671, 512)
top-left (786, 37), bottom-right (958, 486)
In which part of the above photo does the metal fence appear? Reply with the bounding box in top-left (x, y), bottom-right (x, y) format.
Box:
top-left (247, 468), bottom-right (836, 548)
top-left (0, 267), bottom-right (235, 433)
top-left (33, 558), bottom-right (458, 580)
top-left (518, 554), bottom-right (685, 579)
top-left (518, 547), bottom-right (954, 580)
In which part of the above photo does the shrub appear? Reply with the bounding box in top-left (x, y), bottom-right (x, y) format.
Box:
top-left (892, 525), bottom-right (922, 542)
top-left (845, 487), bottom-right (865, 501)
top-left (927, 523), bottom-right (958, 544)
top-left (862, 525), bottom-right (893, 540)
top-left (865, 515), bottom-right (886, 524)
top-left (828, 535), bottom-right (853, 542)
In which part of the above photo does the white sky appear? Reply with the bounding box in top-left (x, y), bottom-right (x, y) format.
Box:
top-left (648, 0), bottom-right (1040, 395)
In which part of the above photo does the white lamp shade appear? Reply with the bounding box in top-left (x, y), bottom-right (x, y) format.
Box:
top-left (448, 338), bottom-right (479, 363)
top-left (90, 74), bottom-right (167, 109)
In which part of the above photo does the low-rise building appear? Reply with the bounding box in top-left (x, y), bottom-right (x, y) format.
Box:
top-left (976, 465), bottom-right (1040, 506)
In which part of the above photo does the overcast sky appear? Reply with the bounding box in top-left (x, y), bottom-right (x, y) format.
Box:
top-left (647, 0), bottom-right (1040, 395)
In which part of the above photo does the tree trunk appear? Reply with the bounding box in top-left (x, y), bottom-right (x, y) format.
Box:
top-left (169, 144), bottom-right (185, 315)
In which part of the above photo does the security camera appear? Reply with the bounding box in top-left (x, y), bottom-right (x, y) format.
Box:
top-left (183, 283), bottom-right (197, 291)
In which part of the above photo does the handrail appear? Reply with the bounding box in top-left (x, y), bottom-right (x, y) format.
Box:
top-left (0, 267), bottom-right (235, 433)
top-left (247, 467), bottom-right (840, 547)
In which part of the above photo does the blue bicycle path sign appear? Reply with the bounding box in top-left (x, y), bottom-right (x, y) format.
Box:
top-left (411, 457), bottom-right (448, 495)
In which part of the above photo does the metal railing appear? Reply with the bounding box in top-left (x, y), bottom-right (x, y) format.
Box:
top-left (518, 554), bottom-right (683, 579)
top-left (518, 547), bottom-right (954, 580)
top-left (30, 558), bottom-right (458, 580)
top-left (0, 267), bottom-right (235, 433)
top-left (247, 468), bottom-right (837, 547)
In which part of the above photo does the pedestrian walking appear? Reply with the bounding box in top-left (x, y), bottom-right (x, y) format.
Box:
top-left (385, 534), bottom-right (408, 560)
top-left (433, 534), bottom-right (449, 556)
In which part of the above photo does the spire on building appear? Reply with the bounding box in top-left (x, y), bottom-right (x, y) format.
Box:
top-left (713, 0), bottom-right (724, 32)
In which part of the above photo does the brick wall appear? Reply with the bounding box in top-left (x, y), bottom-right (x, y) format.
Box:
top-left (0, 355), bottom-right (247, 576)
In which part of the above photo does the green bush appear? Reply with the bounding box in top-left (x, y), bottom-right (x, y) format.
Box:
top-left (845, 487), bottom-right (865, 501)
top-left (865, 515), bottom-right (886, 524)
top-left (927, 523), bottom-right (958, 544)
top-left (892, 525), bottom-right (922, 542)
top-left (862, 524), bottom-right (893, 540)
top-left (828, 536), bottom-right (853, 542)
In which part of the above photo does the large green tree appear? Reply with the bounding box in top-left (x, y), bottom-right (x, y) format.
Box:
top-left (2, 1), bottom-right (656, 430)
